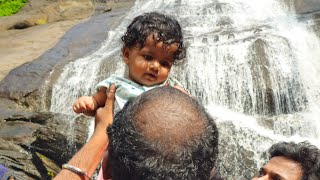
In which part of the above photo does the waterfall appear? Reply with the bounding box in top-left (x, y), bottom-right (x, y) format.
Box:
top-left (50, 0), bottom-right (320, 179)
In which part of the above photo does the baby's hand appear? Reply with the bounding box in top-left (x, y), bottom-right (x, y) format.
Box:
top-left (73, 96), bottom-right (97, 114)
top-left (173, 85), bottom-right (191, 96)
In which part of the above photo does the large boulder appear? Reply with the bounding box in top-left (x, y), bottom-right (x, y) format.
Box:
top-left (216, 121), bottom-right (271, 179)
top-left (283, 0), bottom-right (320, 14)
top-left (294, 0), bottom-right (320, 14)
top-left (0, 111), bottom-right (90, 179)
top-left (313, 13), bottom-right (320, 39)
top-left (0, 1), bottom-right (135, 179)
top-left (0, 0), bottom-right (135, 111)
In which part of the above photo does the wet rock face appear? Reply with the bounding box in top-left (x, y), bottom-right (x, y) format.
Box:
top-left (0, 111), bottom-right (89, 179)
top-left (0, 1), bottom-right (135, 179)
top-left (0, 60), bottom-right (55, 111)
top-left (0, 0), bottom-right (94, 111)
top-left (216, 121), bottom-right (273, 179)
top-left (246, 38), bottom-right (308, 115)
top-left (311, 12), bottom-right (320, 39)
top-left (0, 0), bottom-right (135, 112)
top-left (283, 0), bottom-right (320, 14)
top-left (293, 0), bottom-right (320, 14)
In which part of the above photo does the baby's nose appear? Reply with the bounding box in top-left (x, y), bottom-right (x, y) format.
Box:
top-left (149, 61), bottom-right (160, 71)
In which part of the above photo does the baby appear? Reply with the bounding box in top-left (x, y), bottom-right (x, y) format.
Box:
top-left (73, 12), bottom-right (187, 116)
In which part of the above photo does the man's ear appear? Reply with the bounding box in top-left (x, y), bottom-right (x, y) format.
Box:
top-left (122, 47), bottom-right (130, 64)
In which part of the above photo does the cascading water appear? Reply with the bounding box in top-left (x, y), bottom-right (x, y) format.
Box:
top-left (50, 0), bottom-right (320, 179)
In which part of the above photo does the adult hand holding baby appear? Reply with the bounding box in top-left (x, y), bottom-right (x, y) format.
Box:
top-left (95, 84), bottom-right (116, 131)
top-left (54, 84), bottom-right (116, 180)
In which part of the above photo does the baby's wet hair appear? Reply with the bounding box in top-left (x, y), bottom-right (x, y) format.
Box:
top-left (121, 12), bottom-right (186, 62)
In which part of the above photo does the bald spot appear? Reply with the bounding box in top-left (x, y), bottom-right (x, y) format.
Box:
top-left (133, 87), bottom-right (205, 157)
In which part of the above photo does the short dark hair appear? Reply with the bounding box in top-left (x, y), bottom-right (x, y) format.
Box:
top-left (107, 87), bottom-right (219, 180)
top-left (269, 141), bottom-right (320, 180)
top-left (7, 175), bottom-right (16, 180)
top-left (121, 12), bottom-right (186, 62)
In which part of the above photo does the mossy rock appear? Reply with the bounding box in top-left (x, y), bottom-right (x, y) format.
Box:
top-left (35, 150), bottom-right (61, 178)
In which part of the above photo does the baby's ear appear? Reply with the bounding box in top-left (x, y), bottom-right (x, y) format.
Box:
top-left (122, 47), bottom-right (130, 64)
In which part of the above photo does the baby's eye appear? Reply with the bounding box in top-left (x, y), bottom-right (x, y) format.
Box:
top-left (160, 61), bottom-right (172, 68)
top-left (272, 176), bottom-right (281, 180)
top-left (143, 55), bottom-right (153, 61)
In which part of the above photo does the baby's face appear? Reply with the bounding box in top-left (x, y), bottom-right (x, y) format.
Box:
top-left (122, 34), bottom-right (178, 86)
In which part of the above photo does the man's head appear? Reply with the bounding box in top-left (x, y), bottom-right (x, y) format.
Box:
top-left (253, 141), bottom-right (320, 180)
top-left (107, 87), bottom-right (219, 180)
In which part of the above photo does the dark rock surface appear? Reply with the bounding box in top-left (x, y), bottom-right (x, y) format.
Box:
top-left (246, 38), bottom-right (307, 115)
top-left (0, 0), bottom-right (135, 111)
top-left (0, 0), bottom-right (135, 179)
top-left (285, 0), bottom-right (320, 14)
top-left (0, 111), bottom-right (90, 179)
top-left (216, 121), bottom-right (273, 179)
top-left (311, 12), bottom-right (320, 39)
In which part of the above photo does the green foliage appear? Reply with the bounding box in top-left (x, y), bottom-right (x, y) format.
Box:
top-left (0, 0), bottom-right (28, 16)
top-left (47, 171), bottom-right (55, 179)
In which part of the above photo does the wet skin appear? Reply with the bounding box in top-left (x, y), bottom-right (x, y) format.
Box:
top-left (122, 34), bottom-right (179, 86)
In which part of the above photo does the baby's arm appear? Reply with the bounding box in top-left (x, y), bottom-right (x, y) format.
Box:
top-left (166, 78), bottom-right (191, 95)
top-left (73, 87), bottom-right (108, 116)
top-left (173, 85), bottom-right (190, 95)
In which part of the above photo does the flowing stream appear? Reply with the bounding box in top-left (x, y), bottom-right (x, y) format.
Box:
top-left (50, 0), bottom-right (320, 179)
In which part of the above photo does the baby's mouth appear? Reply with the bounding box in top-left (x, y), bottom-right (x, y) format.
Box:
top-left (144, 73), bottom-right (157, 80)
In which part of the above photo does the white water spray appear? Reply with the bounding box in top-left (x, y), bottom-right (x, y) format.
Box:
top-left (50, 0), bottom-right (320, 179)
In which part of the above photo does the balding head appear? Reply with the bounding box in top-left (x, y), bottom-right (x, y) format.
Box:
top-left (108, 87), bottom-right (219, 180)
top-left (133, 87), bottom-right (206, 156)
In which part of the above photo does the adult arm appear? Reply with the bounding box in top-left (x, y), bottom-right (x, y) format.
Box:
top-left (54, 84), bottom-right (116, 180)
